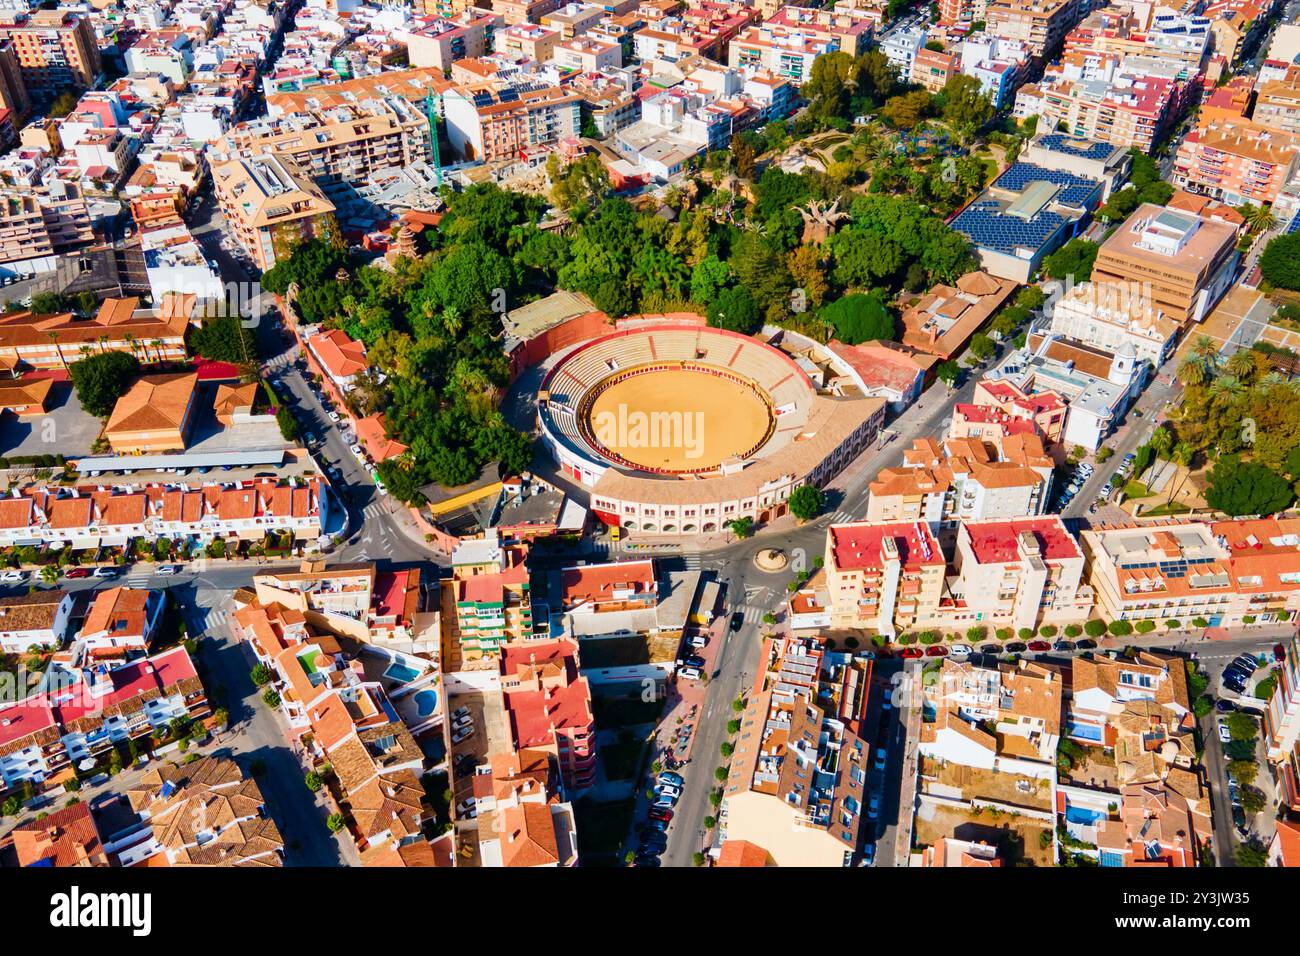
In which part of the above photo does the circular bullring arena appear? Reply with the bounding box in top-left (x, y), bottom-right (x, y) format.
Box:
top-left (533, 322), bottom-right (887, 538)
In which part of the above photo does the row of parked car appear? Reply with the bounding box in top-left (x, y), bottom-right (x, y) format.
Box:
top-left (1051, 460), bottom-right (1094, 512)
top-left (631, 770), bottom-right (685, 867)
top-left (886, 638), bottom-right (1098, 661)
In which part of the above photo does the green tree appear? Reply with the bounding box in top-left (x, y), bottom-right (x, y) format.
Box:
top-left (68, 351), bottom-right (141, 417)
top-left (326, 813), bottom-right (346, 833)
top-left (939, 74), bottom-right (994, 131)
top-left (728, 516), bottom-right (755, 538)
top-left (189, 316), bottom-right (258, 365)
top-left (788, 485), bottom-right (825, 520)
top-left (1042, 239), bottom-right (1099, 282)
top-left (936, 360), bottom-right (960, 389)
top-left (820, 292), bottom-right (896, 344)
top-left (1205, 456), bottom-right (1294, 516)
top-left (1260, 232), bottom-right (1300, 290)
top-left (881, 89), bottom-right (932, 129)
top-left (707, 286), bottom-right (762, 335)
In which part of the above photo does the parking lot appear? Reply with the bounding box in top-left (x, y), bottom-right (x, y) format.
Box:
top-left (0, 381), bottom-right (102, 458)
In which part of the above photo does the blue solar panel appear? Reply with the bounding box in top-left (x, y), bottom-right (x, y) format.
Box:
top-left (993, 163), bottom-right (1103, 209)
top-left (952, 199), bottom-right (1071, 256)
top-left (1036, 133), bottom-right (1116, 162)
top-left (1287, 210), bottom-right (1300, 235)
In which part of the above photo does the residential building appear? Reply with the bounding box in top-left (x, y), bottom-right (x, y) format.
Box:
top-left (728, 24), bottom-right (839, 82)
top-left (823, 520), bottom-right (947, 637)
top-left (117, 757), bottom-right (285, 867)
top-left (0, 10), bottom-right (101, 98)
top-left (959, 378), bottom-right (1067, 445)
top-left (900, 270), bottom-right (1018, 359)
top-left (881, 24), bottom-right (926, 77)
top-left (1027, 63), bottom-right (1188, 153)
top-left (1264, 633), bottom-right (1300, 810)
top-left (103, 372), bottom-right (200, 454)
top-left (0, 296), bottom-right (190, 372)
top-left (1046, 280), bottom-right (1180, 366)
top-left (985, 0), bottom-right (1081, 58)
top-left (1254, 67), bottom-right (1300, 135)
top-left (399, 12), bottom-right (502, 71)
top-left (0, 590), bottom-right (73, 654)
top-left (1090, 203), bottom-right (1239, 330)
top-left (911, 46), bottom-right (961, 93)
top-left (444, 83), bottom-right (582, 163)
top-left (472, 748), bottom-right (579, 866)
top-left (1174, 119), bottom-right (1300, 206)
top-left (451, 533), bottom-right (535, 657)
top-left (866, 435), bottom-right (1054, 527)
top-left (211, 152), bottom-right (338, 272)
top-left (77, 587), bottom-right (166, 660)
top-left (720, 635), bottom-right (875, 866)
top-left (500, 638), bottom-right (597, 794)
top-left (11, 801), bottom-right (108, 867)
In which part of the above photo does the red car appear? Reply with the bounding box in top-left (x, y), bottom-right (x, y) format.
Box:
top-left (925, 644), bottom-right (949, 657)
top-left (648, 807), bottom-right (673, 823)
top-left (64, 568), bottom-right (91, 579)
top-left (899, 647), bottom-right (924, 659)
top-left (1027, 640), bottom-right (1052, 652)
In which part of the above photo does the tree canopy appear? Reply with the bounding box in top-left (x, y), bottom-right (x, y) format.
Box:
top-left (820, 292), bottom-right (896, 344)
top-left (1260, 233), bottom-right (1300, 291)
top-left (69, 351), bottom-right (141, 417)
top-left (1205, 455), bottom-right (1294, 517)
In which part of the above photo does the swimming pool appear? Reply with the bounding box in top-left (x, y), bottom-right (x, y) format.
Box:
top-left (386, 661), bottom-right (422, 683)
top-left (414, 689), bottom-right (439, 718)
top-left (1065, 805), bottom-right (1105, 826)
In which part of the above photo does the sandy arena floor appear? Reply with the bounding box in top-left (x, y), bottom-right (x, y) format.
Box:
top-left (585, 367), bottom-right (772, 472)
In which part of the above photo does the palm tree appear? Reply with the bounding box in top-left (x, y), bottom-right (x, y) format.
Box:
top-left (1177, 354), bottom-right (1210, 388)
top-left (1244, 203), bottom-right (1277, 234)
top-left (1208, 375), bottom-right (1244, 401)
top-left (1226, 348), bottom-right (1258, 384)
top-left (1191, 335), bottom-right (1219, 361)
top-left (1149, 424), bottom-right (1173, 459)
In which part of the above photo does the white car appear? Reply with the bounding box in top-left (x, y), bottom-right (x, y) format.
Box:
top-left (655, 783), bottom-right (682, 800)
top-left (689, 634), bottom-right (708, 649)
top-left (452, 714), bottom-right (474, 731)
top-left (328, 411), bottom-right (341, 423)
top-left (374, 480), bottom-right (387, 496)
top-left (451, 725), bottom-right (474, 745)
top-left (0, 570), bottom-right (25, 582)
top-left (350, 443), bottom-right (365, 459)
top-left (1218, 722), bottom-right (1232, 744)
top-left (948, 644), bottom-right (974, 660)
top-left (677, 666), bottom-right (702, 681)
top-left (156, 565), bottom-right (181, 576)
top-left (451, 706), bottom-right (471, 721)
top-left (91, 567), bottom-right (116, 579)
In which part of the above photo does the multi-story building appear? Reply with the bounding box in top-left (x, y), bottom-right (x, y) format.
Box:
top-left (472, 748), bottom-right (579, 866)
top-left (1020, 130), bottom-right (1131, 199)
top-left (880, 24), bottom-right (926, 77)
top-left (218, 95), bottom-right (432, 190)
top-left (1063, 4), bottom-right (1211, 79)
top-left (720, 635), bottom-right (874, 866)
top-left (1173, 118), bottom-right (1300, 206)
top-left (0, 10), bottom-right (101, 98)
top-left (211, 152), bottom-right (338, 272)
top-left (1254, 67), bottom-right (1300, 135)
top-left (0, 39), bottom-right (31, 127)
top-left (911, 46), bottom-right (961, 93)
top-left (0, 590), bottom-right (74, 654)
top-left (0, 645), bottom-right (207, 792)
top-left (764, 4), bottom-right (876, 57)
top-left (444, 83), bottom-right (582, 163)
top-left (451, 533), bottom-right (535, 657)
top-left (499, 638), bottom-right (597, 794)
top-left (77, 587), bottom-right (165, 660)
top-left (823, 520), bottom-right (947, 637)
top-left (949, 517), bottom-right (1093, 632)
top-left (0, 295), bottom-right (190, 371)
top-left (727, 24), bottom-right (838, 83)
top-left (985, 0), bottom-right (1081, 58)
top-left (1081, 517), bottom-right (1300, 628)
top-left (1047, 280), bottom-right (1180, 366)
top-left (1264, 633), bottom-right (1300, 810)
top-left (1090, 202), bottom-right (1239, 331)
top-left (0, 182), bottom-right (95, 277)
top-left (399, 12), bottom-right (502, 71)
top-left (866, 435), bottom-right (1053, 527)
top-left (959, 33), bottom-right (1033, 108)
top-left (542, 2), bottom-right (607, 39)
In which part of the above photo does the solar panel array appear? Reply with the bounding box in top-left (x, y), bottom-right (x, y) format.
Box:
top-left (952, 199), bottom-right (1069, 255)
top-left (994, 162), bottom-right (1102, 208)
top-left (1036, 133), bottom-right (1115, 162)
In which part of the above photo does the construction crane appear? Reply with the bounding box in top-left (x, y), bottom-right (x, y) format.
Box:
top-left (423, 86), bottom-right (479, 190)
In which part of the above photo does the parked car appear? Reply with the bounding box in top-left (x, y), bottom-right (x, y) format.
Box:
top-left (1231, 655), bottom-right (1259, 675)
top-left (647, 807), bottom-right (673, 823)
top-left (91, 567), bottom-right (117, 579)
top-left (657, 771), bottom-right (684, 788)
top-left (899, 647), bottom-right (924, 659)
top-left (1005, 642), bottom-right (1028, 653)
top-left (1218, 722), bottom-right (1232, 744)
top-left (677, 666), bottom-right (702, 681)
top-left (1027, 640), bottom-right (1052, 652)
top-left (328, 411), bottom-right (341, 423)
top-left (874, 747), bottom-right (887, 771)
top-left (1075, 639), bottom-right (1097, 650)
top-left (1053, 640), bottom-right (1077, 652)
top-left (450, 725), bottom-right (474, 745)
top-left (633, 854), bottom-right (662, 867)
top-left (948, 644), bottom-right (973, 660)
top-left (689, 634), bottom-right (709, 648)
top-left (979, 643), bottom-right (1003, 656)
top-left (730, 613), bottom-right (744, 632)
top-left (451, 706), bottom-right (471, 721)
top-left (867, 794), bottom-right (880, 820)
top-left (455, 798), bottom-right (477, 818)
top-left (64, 568), bottom-right (92, 579)
top-left (349, 443), bottom-right (365, 458)
top-left (655, 783), bottom-right (682, 801)
top-left (1215, 699), bottom-right (1237, 714)
top-left (859, 842), bottom-right (876, 867)
top-left (0, 570), bottom-right (26, 583)
top-left (156, 565), bottom-right (182, 576)
top-left (925, 644), bottom-right (949, 657)
top-left (1276, 643), bottom-right (1288, 663)
top-left (641, 820), bottom-right (669, 837)
top-left (679, 654), bottom-right (706, 669)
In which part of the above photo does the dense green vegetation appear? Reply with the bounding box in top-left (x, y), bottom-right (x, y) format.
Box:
top-left (69, 351), bottom-right (141, 417)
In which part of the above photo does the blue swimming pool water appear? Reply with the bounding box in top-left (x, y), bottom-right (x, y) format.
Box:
top-left (386, 661), bottom-right (421, 683)
top-left (414, 689), bottom-right (439, 718)
top-left (1065, 805), bottom-right (1105, 826)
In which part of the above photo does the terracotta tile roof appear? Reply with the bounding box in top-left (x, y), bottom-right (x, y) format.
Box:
top-left (12, 801), bottom-right (108, 867)
top-left (105, 372), bottom-right (197, 436)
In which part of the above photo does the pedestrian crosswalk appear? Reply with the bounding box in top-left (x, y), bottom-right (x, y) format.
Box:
top-left (731, 603), bottom-right (771, 625)
top-left (124, 568), bottom-right (153, 585)
top-left (361, 501), bottom-right (390, 521)
top-left (682, 551), bottom-right (702, 569)
top-left (828, 510), bottom-right (854, 524)
top-left (205, 609), bottom-right (227, 629)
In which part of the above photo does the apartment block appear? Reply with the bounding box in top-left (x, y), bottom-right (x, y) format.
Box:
top-left (399, 12), bottom-right (501, 71)
top-left (1030, 67), bottom-right (1185, 153)
top-left (1063, 4), bottom-right (1211, 78)
top-left (0, 295), bottom-right (189, 371)
top-left (1090, 203), bottom-right (1239, 330)
top-left (451, 533), bottom-right (535, 657)
top-left (911, 46), bottom-right (961, 93)
top-left (0, 181), bottom-right (94, 275)
top-left (866, 435), bottom-right (1053, 526)
top-left (1174, 118), bottom-right (1300, 206)
top-left (950, 517), bottom-right (1093, 632)
top-left (499, 638), bottom-right (597, 794)
top-left (211, 152), bottom-right (338, 272)
top-left (444, 83), bottom-right (581, 162)
top-left (1047, 280), bottom-right (1180, 366)
top-left (1265, 633), bottom-right (1300, 810)
top-left (727, 24), bottom-right (837, 83)
top-left (1081, 517), bottom-right (1300, 628)
top-left (985, 0), bottom-right (1081, 58)
top-left (720, 635), bottom-right (874, 866)
top-left (0, 590), bottom-right (74, 654)
top-left (0, 10), bottom-right (101, 98)
top-left (1254, 68), bottom-right (1300, 135)
top-left (823, 520), bottom-right (947, 637)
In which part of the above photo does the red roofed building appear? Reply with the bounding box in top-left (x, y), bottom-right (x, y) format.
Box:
top-left (306, 328), bottom-right (367, 394)
top-left (967, 379), bottom-right (1066, 444)
top-left (953, 517), bottom-right (1093, 632)
top-left (500, 637), bottom-right (596, 794)
top-left (452, 534), bottom-right (534, 657)
top-left (1270, 817), bottom-right (1300, 866)
top-left (824, 520), bottom-right (946, 637)
top-left (716, 839), bottom-right (774, 866)
top-left (11, 801), bottom-right (108, 867)
top-left (78, 586), bottom-right (165, 659)
top-left (355, 413), bottom-right (408, 463)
